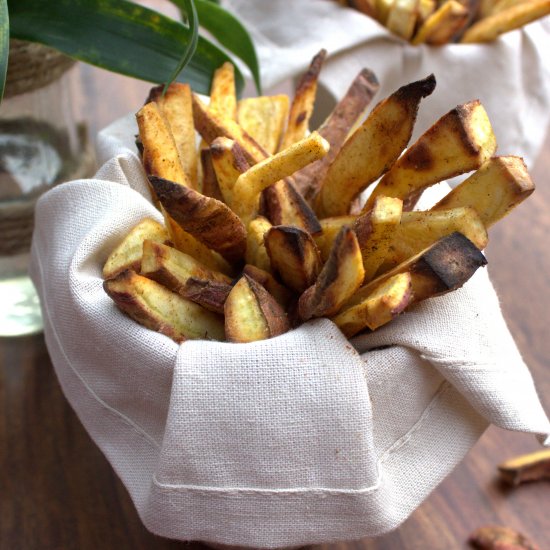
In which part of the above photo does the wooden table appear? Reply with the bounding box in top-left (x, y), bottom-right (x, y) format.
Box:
top-left (1, 63), bottom-right (549, 550)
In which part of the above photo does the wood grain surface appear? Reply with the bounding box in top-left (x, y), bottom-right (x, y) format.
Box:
top-left (1, 62), bottom-right (549, 550)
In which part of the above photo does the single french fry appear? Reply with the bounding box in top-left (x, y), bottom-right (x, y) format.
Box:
top-left (315, 215), bottom-right (357, 261)
top-left (365, 100), bottom-right (497, 211)
top-left (417, 0), bottom-right (437, 23)
top-left (200, 148), bottom-right (224, 201)
top-left (265, 226), bottom-right (322, 293)
top-left (376, 0), bottom-right (397, 23)
top-left (243, 264), bottom-right (294, 309)
top-left (479, 0), bottom-right (501, 17)
top-left (192, 93), bottom-right (269, 165)
top-left (104, 269), bottom-right (225, 343)
top-left (386, 0), bottom-right (419, 40)
top-left (146, 83), bottom-right (198, 188)
top-left (259, 180), bottom-right (322, 236)
top-left (378, 207), bottom-right (488, 273)
top-left (498, 448), bottom-right (550, 486)
top-left (292, 68), bottom-right (380, 202)
top-left (354, 196), bottom-right (403, 282)
top-left (333, 272), bottom-right (413, 336)
top-left (490, 0), bottom-right (531, 15)
top-left (209, 137), bottom-right (251, 208)
top-left (232, 132), bottom-right (330, 224)
top-left (141, 240), bottom-right (232, 314)
top-left (136, 102), bottom-right (191, 188)
top-left (224, 275), bottom-right (290, 343)
top-left (462, 0), bottom-right (550, 42)
top-left (316, 74), bottom-right (436, 217)
top-left (209, 61), bottom-right (237, 121)
top-left (150, 176), bottom-right (247, 263)
top-left (345, 232), bottom-right (487, 309)
top-left (430, 156), bottom-right (535, 227)
top-left (279, 49), bottom-right (327, 151)
top-left (237, 95), bottom-right (290, 155)
top-left (245, 216), bottom-right (273, 273)
top-left (298, 227), bottom-right (365, 320)
top-left (103, 218), bottom-right (169, 280)
top-left (412, 0), bottom-right (470, 44)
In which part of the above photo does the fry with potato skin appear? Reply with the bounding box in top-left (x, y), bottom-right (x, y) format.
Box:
top-left (298, 227), bottom-right (365, 321)
top-left (292, 68), bottom-right (380, 202)
top-left (430, 156), bottom-right (535, 228)
top-left (224, 275), bottom-right (290, 343)
top-left (104, 269), bottom-right (225, 343)
top-left (412, 0), bottom-right (470, 45)
top-left (314, 215), bottom-right (357, 261)
top-left (498, 449), bottom-right (550, 486)
top-left (243, 264), bottom-right (294, 309)
top-left (265, 226), bottom-right (322, 294)
top-left (209, 61), bottom-right (237, 121)
top-left (150, 176), bottom-right (247, 263)
top-left (200, 148), bottom-right (224, 201)
top-left (245, 216), bottom-right (273, 273)
top-left (103, 218), bottom-right (169, 280)
top-left (279, 49), bottom-right (327, 151)
top-left (333, 272), bottom-right (413, 337)
top-left (365, 100), bottom-right (497, 211)
top-left (140, 240), bottom-right (232, 313)
top-left (316, 74), bottom-right (436, 217)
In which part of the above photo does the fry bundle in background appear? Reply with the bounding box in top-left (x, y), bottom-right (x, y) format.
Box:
top-left (103, 51), bottom-right (535, 344)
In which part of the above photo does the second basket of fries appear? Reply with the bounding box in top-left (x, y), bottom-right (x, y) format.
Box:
top-left (30, 57), bottom-right (550, 548)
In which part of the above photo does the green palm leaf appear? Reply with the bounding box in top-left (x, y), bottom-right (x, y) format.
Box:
top-left (8, 0), bottom-right (244, 95)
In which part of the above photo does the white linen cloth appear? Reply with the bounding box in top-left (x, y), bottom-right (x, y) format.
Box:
top-left (224, 0), bottom-right (550, 170)
top-left (29, 115), bottom-right (550, 549)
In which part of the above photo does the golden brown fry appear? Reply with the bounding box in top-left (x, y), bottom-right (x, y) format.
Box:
top-left (376, 0), bottom-right (397, 23)
top-left (237, 95), bottom-right (290, 154)
top-left (279, 49), bottom-right (327, 151)
top-left (468, 525), bottom-right (540, 550)
top-left (150, 176), bottom-right (247, 262)
top-left (224, 275), bottom-right (290, 343)
top-left (243, 264), bottom-right (294, 309)
top-left (333, 272), bottom-right (413, 336)
top-left (354, 196), bottom-right (403, 282)
top-left (141, 240), bottom-right (232, 313)
top-left (498, 449), bottom-right (550, 486)
top-left (315, 215), bottom-right (357, 261)
top-left (292, 68), bottom-right (380, 202)
top-left (298, 227), bottom-right (365, 320)
top-left (490, 0), bottom-right (531, 15)
top-left (349, 0), bottom-right (377, 17)
top-left (365, 100), bottom-right (497, 211)
top-left (412, 0), bottom-right (469, 44)
top-left (417, 0), bottom-right (437, 23)
top-left (462, 0), bottom-right (550, 42)
top-left (136, 102), bottom-right (191, 188)
top-left (200, 148), bottom-right (224, 201)
top-left (104, 269), bottom-right (225, 343)
top-left (316, 75), bottom-right (436, 217)
top-left (260, 180), bottom-right (322, 236)
top-left (265, 226), bottom-right (322, 293)
top-left (386, 0), bottom-right (420, 40)
top-left (378, 207), bottom-right (488, 273)
top-left (103, 218), bottom-right (169, 280)
top-left (232, 132), bottom-right (330, 224)
top-left (431, 156), bottom-right (535, 227)
top-left (146, 83), bottom-right (198, 188)
top-left (245, 216), bottom-right (273, 273)
top-left (346, 231), bottom-right (487, 308)
top-left (209, 61), bottom-right (237, 120)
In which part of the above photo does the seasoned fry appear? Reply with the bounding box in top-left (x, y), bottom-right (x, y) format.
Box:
top-left (468, 525), bottom-right (540, 550)
top-left (232, 132), bottom-right (330, 224)
top-left (243, 264), bottom-right (294, 308)
top-left (103, 218), bottom-right (169, 280)
top-left (462, 0), bottom-right (550, 42)
top-left (376, 0), bottom-right (397, 22)
top-left (245, 216), bottom-right (273, 273)
top-left (431, 156), bottom-right (534, 227)
top-left (333, 272), bottom-right (413, 336)
top-left (292, 68), bottom-right (380, 202)
top-left (150, 176), bottom-right (247, 262)
top-left (412, 0), bottom-right (470, 44)
top-left (386, 0), bottom-right (419, 40)
top-left (259, 180), bottom-right (322, 236)
top-left (224, 275), bottom-right (290, 343)
top-left (265, 226), bottom-right (322, 293)
top-left (418, 0), bottom-right (437, 23)
top-left (209, 61), bottom-right (237, 120)
top-left (365, 100), bottom-right (497, 211)
top-left (136, 102), bottom-right (191, 188)
top-left (279, 49), bottom-right (327, 151)
top-left (104, 269), bottom-right (225, 343)
top-left (354, 196), bottom-right (403, 281)
top-left (378, 207), bottom-right (488, 273)
top-left (498, 449), bottom-right (550, 486)
top-left (146, 83), bottom-right (198, 188)
top-left (316, 75), bottom-right (436, 217)
top-left (237, 95), bottom-right (290, 155)
top-left (200, 148), bottom-right (223, 201)
top-left (315, 215), bottom-right (357, 261)
top-left (298, 227), bottom-right (365, 320)
top-left (141, 240), bottom-right (232, 313)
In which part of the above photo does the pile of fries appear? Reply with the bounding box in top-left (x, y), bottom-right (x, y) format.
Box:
top-left (340, 0), bottom-right (550, 44)
top-left (103, 50), bottom-right (534, 344)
